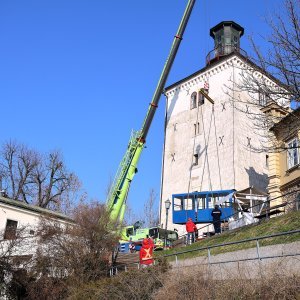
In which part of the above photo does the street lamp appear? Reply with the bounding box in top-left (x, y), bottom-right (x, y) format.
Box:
top-left (164, 199), bottom-right (171, 248)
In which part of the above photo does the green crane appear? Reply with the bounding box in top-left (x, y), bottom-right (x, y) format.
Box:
top-left (106, 0), bottom-right (196, 228)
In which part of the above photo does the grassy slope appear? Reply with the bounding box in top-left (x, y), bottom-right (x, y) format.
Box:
top-left (158, 210), bottom-right (300, 261)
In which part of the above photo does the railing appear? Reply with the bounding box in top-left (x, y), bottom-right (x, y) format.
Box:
top-left (163, 229), bottom-right (300, 267)
top-left (109, 192), bottom-right (300, 275)
top-left (175, 190), bottom-right (300, 245)
top-left (206, 46), bottom-right (248, 65)
top-left (110, 228), bottom-right (300, 275)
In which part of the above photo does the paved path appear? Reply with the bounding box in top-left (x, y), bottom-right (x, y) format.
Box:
top-left (170, 241), bottom-right (300, 279)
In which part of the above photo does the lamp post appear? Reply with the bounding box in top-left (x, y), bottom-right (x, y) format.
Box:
top-left (164, 199), bottom-right (171, 249)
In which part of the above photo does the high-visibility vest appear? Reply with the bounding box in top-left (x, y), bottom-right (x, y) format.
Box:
top-left (139, 239), bottom-right (154, 265)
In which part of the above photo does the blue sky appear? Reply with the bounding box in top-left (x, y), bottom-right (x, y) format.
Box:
top-left (0, 0), bottom-right (282, 217)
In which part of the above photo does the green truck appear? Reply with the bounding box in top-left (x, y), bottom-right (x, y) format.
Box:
top-left (120, 225), bottom-right (178, 252)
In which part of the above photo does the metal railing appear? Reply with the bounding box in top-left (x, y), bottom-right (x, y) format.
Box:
top-left (110, 192), bottom-right (300, 274)
top-left (163, 229), bottom-right (300, 267)
top-left (110, 228), bottom-right (300, 274)
top-left (110, 229), bottom-right (300, 275)
top-left (205, 46), bottom-right (248, 65)
top-left (175, 190), bottom-right (300, 244)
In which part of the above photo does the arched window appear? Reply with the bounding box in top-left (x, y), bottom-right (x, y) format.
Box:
top-left (190, 92), bottom-right (197, 109)
top-left (198, 92), bottom-right (205, 106)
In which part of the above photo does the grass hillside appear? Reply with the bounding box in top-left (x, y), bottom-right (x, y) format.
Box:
top-left (160, 210), bottom-right (300, 260)
top-left (70, 211), bottom-right (300, 300)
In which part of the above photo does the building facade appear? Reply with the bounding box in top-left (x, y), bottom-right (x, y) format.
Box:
top-left (0, 195), bottom-right (72, 258)
top-left (159, 21), bottom-right (290, 236)
top-left (267, 108), bottom-right (300, 210)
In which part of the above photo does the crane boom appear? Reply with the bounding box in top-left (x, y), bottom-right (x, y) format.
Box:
top-left (107, 0), bottom-right (196, 225)
top-left (140, 0), bottom-right (196, 141)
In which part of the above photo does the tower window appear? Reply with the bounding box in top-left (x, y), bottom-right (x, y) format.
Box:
top-left (193, 153), bottom-right (199, 166)
top-left (190, 92), bottom-right (197, 109)
top-left (198, 92), bottom-right (205, 106)
top-left (233, 35), bottom-right (238, 47)
top-left (194, 123), bottom-right (200, 136)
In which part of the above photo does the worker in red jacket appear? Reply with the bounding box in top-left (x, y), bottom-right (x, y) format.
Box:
top-left (139, 236), bottom-right (154, 267)
top-left (186, 217), bottom-right (197, 244)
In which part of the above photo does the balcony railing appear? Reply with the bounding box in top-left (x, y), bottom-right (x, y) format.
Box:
top-left (206, 45), bottom-right (247, 65)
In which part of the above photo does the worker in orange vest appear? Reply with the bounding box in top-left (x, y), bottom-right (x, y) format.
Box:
top-left (139, 236), bottom-right (154, 267)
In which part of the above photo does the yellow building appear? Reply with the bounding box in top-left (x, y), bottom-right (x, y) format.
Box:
top-left (267, 106), bottom-right (300, 210)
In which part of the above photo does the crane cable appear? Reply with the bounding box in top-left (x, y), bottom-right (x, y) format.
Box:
top-left (199, 103), bottom-right (213, 193)
top-left (185, 86), bottom-right (224, 220)
top-left (232, 64), bottom-right (236, 188)
top-left (186, 94), bottom-right (202, 220)
top-left (212, 107), bottom-right (222, 190)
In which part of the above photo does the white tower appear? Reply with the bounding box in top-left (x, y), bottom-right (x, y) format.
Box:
top-left (159, 21), bottom-right (282, 236)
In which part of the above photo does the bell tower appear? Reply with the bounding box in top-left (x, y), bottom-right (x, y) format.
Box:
top-left (207, 21), bottom-right (244, 65)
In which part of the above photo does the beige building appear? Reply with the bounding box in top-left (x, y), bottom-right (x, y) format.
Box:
top-left (267, 107), bottom-right (300, 209)
top-left (159, 21), bottom-right (290, 235)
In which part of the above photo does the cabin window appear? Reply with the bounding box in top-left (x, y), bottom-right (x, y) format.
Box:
top-left (197, 196), bottom-right (206, 209)
top-left (287, 138), bottom-right (299, 169)
top-left (207, 196), bottom-right (218, 208)
top-left (126, 227), bottom-right (134, 237)
top-left (219, 195), bottom-right (231, 208)
top-left (4, 219), bottom-right (18, 240)
top-left (190, 92), bottom-right (197, 109)
top-left (184, 196), bottom-right (194, 210)
top-left (173, 197), bottom-right (184, 211)
top-left (149, 228), bottom-right (159, 239)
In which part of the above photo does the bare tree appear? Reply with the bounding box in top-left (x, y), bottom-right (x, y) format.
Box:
top-left (24, 202), bottom-right (118, 298)
top-left (143, 189), bottom-right (159, 228)
top-left (0, 226), bottom-right (33, 299)
top-left (258, 0), bottom-right (300, 100)
top-left (124, 203), bottom-right (139, 226)
top-left (241, 0), bottom-right (299, 102)
top-left (0, 141), bottom-right (81, 211)
top-left (226, 0), bottom-right (299, 152)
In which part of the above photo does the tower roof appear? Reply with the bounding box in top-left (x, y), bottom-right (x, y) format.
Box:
top-left (210, 21), bottom-right (244, 37)
top-left (164, 51), bottom-right (288, 93)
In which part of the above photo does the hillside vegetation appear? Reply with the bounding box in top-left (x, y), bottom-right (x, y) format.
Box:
top-left (160, 210), bottom-right (300, 261)
top-left (64, 211), bottom-right (300, 299)
top-left (72, 211), bottom-right (300, 299)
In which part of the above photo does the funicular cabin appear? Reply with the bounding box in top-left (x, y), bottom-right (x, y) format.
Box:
top-left (172, 189), bottom-right (236, 224)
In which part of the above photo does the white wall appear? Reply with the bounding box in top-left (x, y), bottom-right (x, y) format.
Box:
top-left (0, 200), bottom-right (70, 257)
top-left (160, 55), bottom-right (276, 236)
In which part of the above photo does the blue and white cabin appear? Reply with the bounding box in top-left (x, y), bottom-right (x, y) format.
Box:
top-left (172, 189), bottom-right (236, 224)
